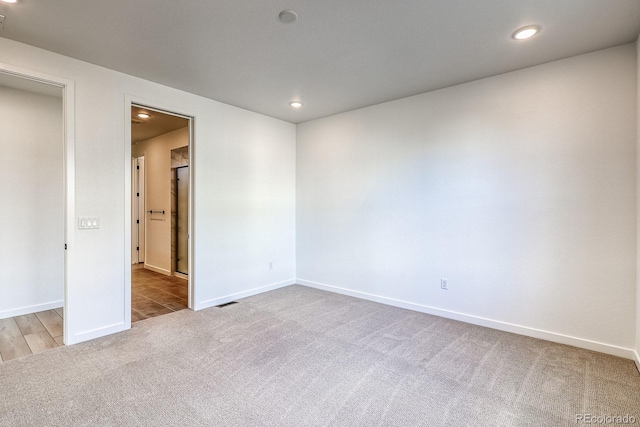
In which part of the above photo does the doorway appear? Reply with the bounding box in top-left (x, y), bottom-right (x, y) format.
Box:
top-left (129, 104), bottom-right (192, 323)
top-left (0, 70), bottom-right (69, 360)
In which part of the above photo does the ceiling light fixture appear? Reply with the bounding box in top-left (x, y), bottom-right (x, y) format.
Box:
top-left (289, 101), bottom-right (303, 108)
top-left (1, 0), bottom-right (17, 3)
top-left (513, 25), bottom-right (540, 40)
top-left (279, 10), bottom-right (298, 24)
top-left (137, 112), bottom-right (150, 119)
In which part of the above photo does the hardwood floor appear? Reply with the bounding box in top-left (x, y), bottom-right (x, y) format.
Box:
top-left (0, 268), bottom-right (187, 363)
top-left (0, 309), bottom-right (64, 363)
top-left (132, 265), bottom-right (188, 322)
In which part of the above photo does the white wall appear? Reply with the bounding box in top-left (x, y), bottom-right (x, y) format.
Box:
top-left (0, 37), bottom-right (296, 344)
top-left (297, 44), bottom-right (637, 358)
top-left (133, 127), bottom-right (188, 274)
top-left (1, 35), bottom-right (635, 358)
top-left (636, 37), bottom-right (640, 370)
top-left (0, 86), bottom-right (63, 319)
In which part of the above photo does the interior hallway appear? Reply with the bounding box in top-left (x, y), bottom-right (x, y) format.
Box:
top-left (132, 264), bottom-right (188, 322)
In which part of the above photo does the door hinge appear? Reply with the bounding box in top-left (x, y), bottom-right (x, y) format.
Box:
top-left (137, 192), bottom-right (139, 197)
top-left (65, 244), bottom-right (67, 250)
top-left (136, 219), bottom-right (139, 224)
top-left (137, 165), bottom-right (140, 170)
top-left (136, 246), bottom-right (139, 251)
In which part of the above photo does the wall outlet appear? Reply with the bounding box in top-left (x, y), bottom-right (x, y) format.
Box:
top-left (440, 278), bottom-right (448, 290)
top-left (269, 262), bottom-right (273, 270)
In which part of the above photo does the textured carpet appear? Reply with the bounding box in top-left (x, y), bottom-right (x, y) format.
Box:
top-left (0, 285), bottom-right (638, 426)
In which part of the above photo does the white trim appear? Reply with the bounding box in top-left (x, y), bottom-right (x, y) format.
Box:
top-left (67, 322), bottom-right (127, 345)
top-left (0, 62), bottom-right (75, 347)
top-left (297, 279), bottom-right (637, 361)
top-left (174, 272), bottom-right (188, 280)
top-left (144, 263), bottom-right (171, 276)
top-left (196, 278), bottom-right (296, 311)
top-left (187, 117), bottom-right (195, 310)
top-left (124, 96), bottom-right (133, 329)
top-left (634, 350), bottom-right (640, 374)
top-left (0, 301), bottom-right (64, 320)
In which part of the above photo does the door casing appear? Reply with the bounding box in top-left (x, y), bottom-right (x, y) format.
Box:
top-left (125, 97), bottom-right (196, 328)
top-left (0, 62), bottom-right (75, 344)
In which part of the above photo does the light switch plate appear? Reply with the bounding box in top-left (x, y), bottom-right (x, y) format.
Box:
top-left (0, 15), bottom-right (5, 30)
top-left (78, 217), bottom-right (100, 230)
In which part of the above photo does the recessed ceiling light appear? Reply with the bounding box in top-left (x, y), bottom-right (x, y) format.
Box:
top-left (513, 25), bottom-right (540, 40)
top-left (289, 101), bottom-right (303, 108)
top-left (1, 0), bottom-right (17, 3)
top-left (279, 10), bottom-right (298, 24)
top-left (137, 112), bottom-right (150, 119)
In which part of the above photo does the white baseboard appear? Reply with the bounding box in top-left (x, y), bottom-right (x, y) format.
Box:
top-left (634, 350), bottom-right (640, 374)
top-left (196, 278), bottom-right (296, 311)
top-left (144, 263), bottom-right (171, 276)
top-left (0, 300), bottom-right (63, 320)
top-left (66, 322), bottom-right (127, 346)
top-left (297, 279), bottom-right (636, 361)
top-left (174, 272), bottom-right (188, 280)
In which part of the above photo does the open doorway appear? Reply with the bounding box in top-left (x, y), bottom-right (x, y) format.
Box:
top-left (130, 105), bottom-right (191, 323)
top-left (0, 72), bottom-right (65, 361)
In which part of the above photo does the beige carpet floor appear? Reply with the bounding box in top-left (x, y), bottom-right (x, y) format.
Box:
top-left (0, 285), bottom-right (638, 426)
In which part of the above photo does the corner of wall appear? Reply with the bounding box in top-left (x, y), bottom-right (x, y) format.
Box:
top-left (636, 34), bottom-right (640, 366)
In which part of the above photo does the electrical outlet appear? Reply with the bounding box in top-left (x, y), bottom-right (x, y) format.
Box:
top-left (441, 278), bottom-right (448, 290)
top-left (269, 262), bottom-right (273, 270)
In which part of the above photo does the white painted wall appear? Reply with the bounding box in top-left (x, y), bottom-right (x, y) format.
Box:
top-left (297, 44), bottom-right (637, 357)
top-left (1, 35), bottom-right (635, 358)
top-left (0, 85), bottom-right (63, 319)
top-left (636, 37), bottom-right (640, 369)
top-left (0, 37), bottom-right (296, 344)
top-left (132, 127), bottom-right (188, 274)
top-left (193, 106), bottom-right (297, 309)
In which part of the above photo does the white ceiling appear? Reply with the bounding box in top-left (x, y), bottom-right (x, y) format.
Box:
top-left (131, 106), bottom-right (188, 143)
top-left (1, 1), bottom-right (639, 124)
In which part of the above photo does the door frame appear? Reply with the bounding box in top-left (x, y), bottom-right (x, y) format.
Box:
top-left (174, 165), bottom-right (189, 275)
top-left (124, 96), bottom-right (196, 327)
top-left (0, 62), bottom-right (75, 345)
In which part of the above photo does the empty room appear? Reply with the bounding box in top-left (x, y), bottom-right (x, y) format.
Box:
top-left (0, 1), bottom-right (639, 426)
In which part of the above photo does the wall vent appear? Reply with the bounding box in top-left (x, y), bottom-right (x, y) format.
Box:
top-left (216, 301), bottom-right (238, 308)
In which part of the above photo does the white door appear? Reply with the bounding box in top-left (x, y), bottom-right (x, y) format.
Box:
top-left (132, 156), bottom-right (145, 263)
